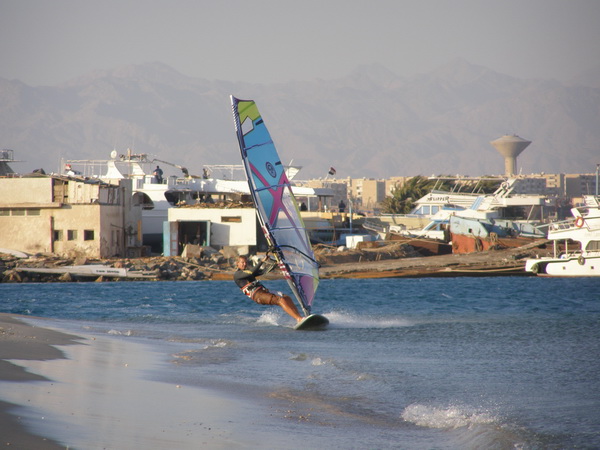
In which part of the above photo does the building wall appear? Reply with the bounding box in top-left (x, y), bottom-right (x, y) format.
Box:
top-left (168, 207), bottom-right (258, 249)
top-left (565, 174), bottom-right (598, 196)
top-left (361, 179), bottom-right (385, 209)
top-left (0, 177), bottom-right (141, 258)
top-left (0, 212), bottom-right (51, 254)
top-left (0, 177), bottom-right (54, 204)
top-left (52, 205), bottom-right (103, 257)
top-left (385, 177), bottom-right (407, 196)
top-left (304, 180), bottom-right (348, 210)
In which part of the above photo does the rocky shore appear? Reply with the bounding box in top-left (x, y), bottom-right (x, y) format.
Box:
top-left (0, 239), bottom-right (552, 283)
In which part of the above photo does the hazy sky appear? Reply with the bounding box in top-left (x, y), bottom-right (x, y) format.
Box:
top-left (1, 0), bottom-right (600, 86)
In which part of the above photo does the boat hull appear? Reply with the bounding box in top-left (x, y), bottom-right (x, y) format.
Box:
top-left (451, 232), bottom-right (538, 254)
top-left (525, 254), bottom-right (600, 277)
top-left (449, 215), bottom-right (544, 254)
top-left (387, 233), bottom-right (452, 256)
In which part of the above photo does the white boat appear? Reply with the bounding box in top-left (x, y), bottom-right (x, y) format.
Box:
top-left (525, 196), bottom-right (600, 276)
top-left (16, 265), bottom-right (157, 279)
top-left (395, 179), bottom-right (548, 251)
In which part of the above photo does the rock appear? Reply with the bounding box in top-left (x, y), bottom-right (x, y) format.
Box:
top-left (181, 244), bottom-right (203, 259)
top-left (197, 246), bottom-right (217, 258)
top-left (74, 256), bottom-right (88, 266)
top-left (58, 272), bottom-right (72, 282)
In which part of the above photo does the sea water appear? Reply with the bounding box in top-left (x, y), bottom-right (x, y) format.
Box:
top-left (1, 277), bottom-right (599, 449)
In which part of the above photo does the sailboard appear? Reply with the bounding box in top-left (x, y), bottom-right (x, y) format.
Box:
top-left (230, 96), bottom-right (326, 328)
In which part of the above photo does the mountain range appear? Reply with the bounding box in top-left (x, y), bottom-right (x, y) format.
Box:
top-left (1, 58), bottom-right (599, 180)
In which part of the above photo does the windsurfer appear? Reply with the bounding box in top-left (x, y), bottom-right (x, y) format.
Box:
top-left (234, 255), bottom-right (304, 322)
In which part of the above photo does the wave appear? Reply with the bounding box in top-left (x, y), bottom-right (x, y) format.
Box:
top-left (401, 403), bottom-right (537, 449)
top-left (402, 403), bottom-right (497, 429)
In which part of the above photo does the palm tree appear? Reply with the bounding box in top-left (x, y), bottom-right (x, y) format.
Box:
top-left (381, 176), bottom-right (449, 214)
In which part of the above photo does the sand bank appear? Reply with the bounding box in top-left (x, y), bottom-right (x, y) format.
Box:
top-left (0, 313), bottom-right (275, 449)
top-left (0, 313), bottom-right (77, 448)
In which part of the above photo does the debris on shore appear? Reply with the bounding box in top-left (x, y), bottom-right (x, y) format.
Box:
top-left (0, 240), bottom-right (551, 283)
top-left (0, 246), bottom-right (233, 283)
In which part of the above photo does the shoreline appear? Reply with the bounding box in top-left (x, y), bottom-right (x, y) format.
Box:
top-left (0, 313), bottom-right (276, 449)
top-left (1, 242), bottom-right (550, 283)
top-left (0, 313), bottom-right (81, 448)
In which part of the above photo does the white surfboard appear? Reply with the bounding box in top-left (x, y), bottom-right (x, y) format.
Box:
top-left (294, 314), bottom-right (329, 331)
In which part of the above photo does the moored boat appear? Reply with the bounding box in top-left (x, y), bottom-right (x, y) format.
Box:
top-left (450, 215), bottom-right (546, 253)
top-left (525, 196), bottom-right (600, 276)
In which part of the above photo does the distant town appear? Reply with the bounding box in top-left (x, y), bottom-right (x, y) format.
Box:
top-left (0, 140), bottom-right (598, 264)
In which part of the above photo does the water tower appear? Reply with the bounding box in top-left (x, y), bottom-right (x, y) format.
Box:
top-left (490, 134), bottom-right (531, 176)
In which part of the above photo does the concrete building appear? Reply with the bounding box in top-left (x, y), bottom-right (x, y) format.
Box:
top-left (0, 175), bottom-right (143, 258)
top-left (347, 178), bottom-right (386, 211)
top-left (510, 173), bottom-right (598, 198)
top-left (385, 177), bottom-right (409, 196)
top-left (165, 206), bottom-right (264, 256)
top-left (303, 180), bottom-right (348, 211)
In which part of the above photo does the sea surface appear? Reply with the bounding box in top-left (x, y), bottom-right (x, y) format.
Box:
top-left (1, 277), bottom-right (599, 449)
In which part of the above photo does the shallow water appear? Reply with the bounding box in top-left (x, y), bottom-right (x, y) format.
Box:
top-left (2, 277), bottom-right (599, 448)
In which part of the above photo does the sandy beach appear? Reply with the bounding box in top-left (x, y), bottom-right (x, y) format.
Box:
top-left (0, 313), bottom-right (76, 449)
top-left (0, 313), bottom-right (272, 449)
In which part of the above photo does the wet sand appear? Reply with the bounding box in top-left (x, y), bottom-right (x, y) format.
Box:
top-left (0, 314), bottom-right (78, 448)
top-left (0, 313), bottom-right (262, 449)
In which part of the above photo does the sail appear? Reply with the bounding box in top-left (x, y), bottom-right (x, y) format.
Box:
top-left (230, 96), bottom-right (319, 315)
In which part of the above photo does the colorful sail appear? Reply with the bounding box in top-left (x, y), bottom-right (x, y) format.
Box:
top-left (230, 96), bottom-right (319, 315)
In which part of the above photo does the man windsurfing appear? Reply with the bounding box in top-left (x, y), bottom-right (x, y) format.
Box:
top-left (234, 254), bottom-right (303, 323)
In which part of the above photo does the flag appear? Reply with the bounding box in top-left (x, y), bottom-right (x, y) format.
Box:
top-left (328, 167), bottom-right (336, 176)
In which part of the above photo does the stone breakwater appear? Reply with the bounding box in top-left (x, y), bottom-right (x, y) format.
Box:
top-left (1, 253), bottom-right (228, 283)
top-left (0, 240), bottom-right (550, 283)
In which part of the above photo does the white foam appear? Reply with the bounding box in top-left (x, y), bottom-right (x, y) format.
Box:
top-left (401, 403), bottom-right (496, 430)
top-left (323, 311), bottom-right (415, 328)
top-left (107, 329), bottom-right (133, 336)
top-left (201, 339), bottom-right (230, 350)
top-left (256, 310), bottom-right (283, 326)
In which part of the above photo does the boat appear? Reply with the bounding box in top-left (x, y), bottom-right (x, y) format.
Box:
top-left (231, 95), bottom-right (321, 317)
top-left (441, 180), bottom-right (548, 253)
top-left (15, 265), bottom-right (157, 279)
top-left (525, 195), bottom-right (600, 276)
top-left (380, 178), bottom-right (550, 254)
top-left (385, 181), bottom-right (547, 254)
top-left (447, 179), bottom-right (549, 253)
top-left (386, 233), bottom-right (452, 256)
top-left (449, 214), bottom-right (546, 253)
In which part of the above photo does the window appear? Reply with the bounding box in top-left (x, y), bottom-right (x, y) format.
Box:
top-left (586, 241), bottom-right (600, 251)
top-left (11, 209), bottom-right (25, 216)
top-left (53, 230), bottom-right (63, 241)
top-left (84, 230), bottom-right (95, 241)
top-left (221, 216), bottom-right (242, 223)
top-left (67, 230), bottom-right (78, 241)
top-left (0, 209), bottom-right (8, 216)
top-left (27, 209), bottom-right (41, 216)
